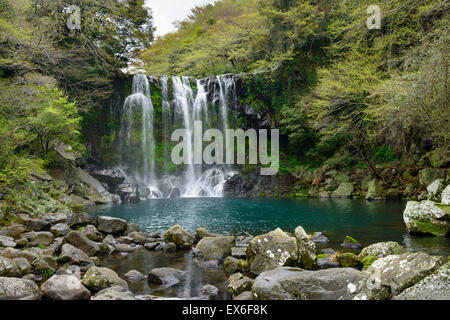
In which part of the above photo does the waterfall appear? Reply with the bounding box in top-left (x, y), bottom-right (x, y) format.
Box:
top-left (116, 74), bottom-right (237, 199)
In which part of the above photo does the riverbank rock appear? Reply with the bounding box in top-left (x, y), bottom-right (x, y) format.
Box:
top-left (331, 182), bottom-right (354, 199)
top-left (0, 235), bottom-right (17, 248)
top-left (227, 273), bottom-right (254, 296)
top-left (147, 268), bottom-right (186, 288)
top-left (41, 274), bottom-right (91, 300)
top-left (231, 247), bottom-right (247, 259)
top-left (164, 225), bottom-right (193, 249)
top-left (193, 236), bottom-right (235, 265)
top-left (97, 216), bottom-right (128, 236)
top-left (50, 223), bottom-right (70, 237)
top-left (0, 248), bottom-right (37, 263)
top-left (82, 266), bottom-right (128, 291)
top-left (419, 168), bottom-right (444, 186)
top-left (0, 277), bottom-right (41, 300)
top-left (224, 257), bottom-right (249, 277)
top-left (403, 201), bottom-right (450, 236)
top-left (116, 184), bottom-right (140, 203)
top-left (252, 267), bottom-right (389, 300)
top-left (64, 231), bottom-right (108, 256)
top-left (22, 231), bottom-right (54, 246)
top-left (124, 270), bottom-right (145, 282)
top-left (58, 244), bottom-right (95, 269)
top-left (155, 242), bottom-right (177, 252)
top-left (194, 227), bottom-right (220, 243)
top-left (201, 284), bottom-right (219, 300)
top-left (393, 263), bottom-right (450, 300)
top-left (247, 228), bottom-right (298, 275)
top-left (92, 286), bottom-right (136, 300)
top-left (441, 185), bottom-right (450, 205)
top-left (358, 241), bottom-right (407, 269)
top-left (365, 252), bottom-right (446, 296)
top-left (91, 169), bottom-right (126, 191)
top-left (67, 212), bottom-right (97, 229)
top-left (340, 236), bottom-right (362, 250)
top-left (0, 225), bottom-right (26, 239)
top-left (0, 256), bottom-right (21, 277)
top-left (81, 225), bottom-right (104, 242)
top-left (366, 179), bottom-right (386, 200)
top-left (338, 252), bottom-right (362, 269)
top-left (294, 226), bottom-right (317, 270)
top-left (311, 232), bottom-right (329, 244)
top-left (427, 179), bottom-right (445, 201)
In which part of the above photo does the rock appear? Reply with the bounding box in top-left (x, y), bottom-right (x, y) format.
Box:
top-left (0, 235), bottom-right (17, 248)
top-left (125, 223), bottom-right (139, 235)
top-left (0, 256), bottom-right (21, 277)
top-left (386, 188), bottom-right (402, 200)
top-left (419, 168), bottom-right (443, 186)
top-left (92, 286), bottom-right (136, 300)
top-left (231, 247), bottom-right (247, 259)
top-left (64, 231), bottom-right (108, 256)
top-left (32, 254), bottom-right (57, 271)
top-left (26, 218), bottom-right (51, 232)
top-left (194, 227), bottom-right (220, 243)
top-left (234, 291), bottom-right (254, 300)
top-left (331, 182), bottom-right (354, 198)
top-left (252, 267), bottom-right (389, 300)
top-left (427, 179), bottom-right (445, 201)
top-left (123, 270), bottom-right (145, 282)
top-left (228, 273), bottom-right (254, 296)
top-left (50, 223), bottom-right (70, 237)
top-left (311, 232), bottom-right (329, 244)
top-left (169, 188), bottom-right (181, 198)
top-left (22, 274), bottom-right (37, 282)
top-left (393, 263), bottom-right (450, 300)
top-left (366, 179), bottom-right (386, 200)
top-left (442, 185), bottom-right (450, 205)
top-left (201, 284), bottom-right (219, 300)
top-left (224, 257), bottom-right (249, 277)
top-left (58, 244), bottom-right (95, 269)
top-left (102, 234), bottom-right (117, 246)
top-left (82, 266), bottom-right (128, 291)
top-left (91, 169), bottom-right (126, 191)
top-left (317, 254), bottom-right (340, 269)
top-left (0, 248), bottom-right (37, 263)
top-left (12, 258), bottom-right (31, 276)
top-left (235, 236), bottom-right (253, 247)
top-left (55, 265), bottom-right (81, 276)
top-left (0, 225), bottom-right (25, 239)
top-left (155, 242), bottom-right (177, 253)
top-left (116, 184), bottom-right (140, 203)
top-left (41, 274), bottom-right (91, 300)
top-left (0, 277), bottom-right (41, 300)
top-left (127, 232), bottom-right (148, 245)
top-left (115, 243), bottom-right (136, 253)
top-left (340, 236), bottom-right (362, 249)
top-left (81, 225), bottom-right (104, 242)
top-left (403, 200), bottom-right (450, 236)
top-left (193, 236), bottom-right (235, 265)
top-left (144, 242), bottom-right (159, 251)
top-left (358, 241), bottom-right (407, 268)
top-left (366, 252), bottom-right (446, 296)
top-left (147, 268), bottom-right (186, 288)
top-left (118, 236), bottom-right (133, 244)
top-left (247, 228), bottom-right (298, 275)
top-left (15, 238), bottom-right (28, 247)
top-left (97, 216), bottom-right (128, 236)
top-left (338, 252), bottom-right (362, 268)
top-left (294, 226), bottom-right (317, 270)
top-left (23, 232), bottom-right (54, 246)
top-left (67, 212), bottom-right (97, 229)
top-left (164, 225), bottom-right (193, 249)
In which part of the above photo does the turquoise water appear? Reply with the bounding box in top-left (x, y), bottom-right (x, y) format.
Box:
top-left (89, 198), bottom-right (450, 256)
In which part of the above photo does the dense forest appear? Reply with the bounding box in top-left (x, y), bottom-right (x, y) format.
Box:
top-left (0, 0), bottom-right (449, 217)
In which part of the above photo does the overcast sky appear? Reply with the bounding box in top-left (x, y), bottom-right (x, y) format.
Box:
top-left (145, 0), bottom-right (217, 37)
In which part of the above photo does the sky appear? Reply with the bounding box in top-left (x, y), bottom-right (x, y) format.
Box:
top-left (145, 0), bottom-right (217, 37)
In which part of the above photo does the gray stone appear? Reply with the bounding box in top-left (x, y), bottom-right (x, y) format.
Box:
top-left (115, 243), bottom-right (136, 253)
top-left (403, 200), bottom-right (450, 236)
top-left (127, 232), bottom-right (148, 245)
top-left (41, 274), bottom-right (91, 300)
top-left (419, 168), bottom-right (443, 186)
top-left (234, 291), bottom-right (254, 300)
top-left (123, 270), bottom-right (145, 282)
top-left (228, 273), bottom-right (254, 296)
top-left (164, 225), bottom-right (193, 249)
top-left (294, 226), bottom-right (317, 270)
top-left (50, 223), bottom-right (70, 237)
top-left (441, 185), bottom-right (450, 205)
top-left (0, 235), bottom-right (17, 248)
top-left (125, 223), bottom-right (139, 235)
top-left (312, 232), bottom-right (329, 244)
top-left (147, 268), bottom-right (186, 288)
top-left (92, 286), bottom-right (136, 300)
top-left (231, 247), bottom-right (247, 259)
top-left (427, 179), bottom-right (445, 201)
top-left (0, 247), bottom-right (37, 263)
top-left (0, 225), bottom-right (26, 239)
top-left (81, 225), bottom-right (104, 242)
top-left (358, 241), bottom-right (407, 268)
top-left (12, 258), bottom-right (31, 276)
top-left (64, 231), bottom-right (108, 256)
top-left (194, 227), bottom-right (220, 243)
top-left (97, 216), bottom-right (128, 235)
top-left (26, 218), bottom-right (51, 231)
top-left (366, 179), bottom-right (386, 200)
top-left (193, 236), bottom-right (235, 265)
top-left (103, 234), bottom-right (117, 246)
top-left (144, 242), bottom-right (159, 251)
top-left (201, 284), bottom-right (219, 299)
top-left (0, 256), bottom-right (21, 277)
top-left (82, 266), bottom-right (128, 291)
top-left (0, 277), bottom-right (41, 300)
top-left (23, 231), bottom-right (54, 246)
top-left (155, 242), bottom-right (177, 253)
top-left (58, 243), bottom-right (95, 268)
top-left (224, 256), bottom-right (249, 277)
top-left (67, 212), bottom-right (97, 229)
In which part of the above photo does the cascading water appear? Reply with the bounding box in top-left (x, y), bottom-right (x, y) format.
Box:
top-left (116, 73), bottom-right (237, 199)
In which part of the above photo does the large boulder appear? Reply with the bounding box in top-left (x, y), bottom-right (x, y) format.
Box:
top-left (81, 267), bottom-right (128, 291)
top-left (365, 252), bottom-right (446, 296)
top-left (64, 231), bottom-right (108, 256)
top-left (41, 274), bottom-right (91, 300)
top-left (0, 225), bottom-right (26, 239)
top-left (193, 236), bottom-right (235, 265)
top-left (81, 225), bottom-right (104, 242)
top-left (0, 256), bottom-right (21, 277)
top-left (92, 286), bottom-right (136, 300)
top-left (331, 182), bottom-right (354, 199)
top-left (358, 241), bottom-right (407, 268)
top-left (50, 223), bottom-right (70, 237)
top-left (147, 268), bottom-right (186, 288)
top-left (294, 226), bottom-right (317, 270)
top-left (22, 232), bottom-right (54, 246)
top-left (0, 277), bottom-right (41, 300)
top-left (365, 179), bottom-right (386, 200)
top-left (0, 248), bottom-right (37, 263)
top-left (97, 216), bottom-right (128, 236)
top-left (403, 201), bottom-right (450, 236)
top-left (58, 244), bottom-right (95, 269)
top-left (419, 168), bottom-right (444, 186)
top-left (247, 228), bottom-right (298, 275)
top-left (252, 267), bottom-right (389, 300)
top-left (164, 225), bottom-right (193, 249)
top-left (91, 169), bottom-right (126, 192)
top-left (227, 273), bottom-right (254, 297)
top-left (67, 212), bottom-right (97, 229)
top-left (115, 184), bottom-right (140, 204)
top-left (441, 185), bottom-right (450, 205)
top-left (0, 235), bottom-right (17, 248)
top-left (393, 263), bottom-right (450, 300)
top-left (194, 227), bottom-right (220, 243)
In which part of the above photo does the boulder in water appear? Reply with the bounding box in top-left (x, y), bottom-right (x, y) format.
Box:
top-left (97, 216), bottom-right (128, 236)
top-left (403, 200), bottom-right (450, 236)
top-left (194, 236), bottom-right (235, 266)
top-left (358, 241), bottom-right (407, 268)
top-left (164, 225), bottom-right (193, 249)
top-left (115, 184), bottom-right (140, 203)
top-left (147, 267), bottom-right (186, 288)
top-left (81, 266), bottom-right (128, 291)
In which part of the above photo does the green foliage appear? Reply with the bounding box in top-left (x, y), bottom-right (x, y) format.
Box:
top-left (375, 145), bottom-right (397, 164)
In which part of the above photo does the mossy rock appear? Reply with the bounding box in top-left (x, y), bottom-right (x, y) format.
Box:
top-left (337, 252), bottom-right (362, 268)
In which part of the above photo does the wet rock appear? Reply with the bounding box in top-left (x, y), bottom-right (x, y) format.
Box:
top-left (144, 242), bottom-right (160, 251)
top-left (92, 286), bottom-right (136, 300)
top-left (224, 257), bottom-right (249, 277)
top-left (231, 247), bottom-right (247, 259)
top-left (58, 244), bottom-right (95, 269)
top-left (124, 270), bottom-right (145, 282)
top-left (228, 273), bottom-right (254, 296)
top-left (0, 225), bottom-right (26, 239)
top-left (338, 252), bottom-right (362, 269)
top-left (201, 284), bottom-right (219, 300)
top-left (125, 223), bottom-right (139, 235)
top-left (169, 188), bottom-right (181, 198)
top-left (294, 226), bottom-right (317, 270)
top-left (50, 223), bottom-right (70, 237)
top-left (81, 225), bottom-right (104, 242)
top-left (12, 258), bottom-right (31, 276)
top-left (116, 184), bottom-right (140, 203)
top-left (103, 234), bottom-right (117, 246)
top-left (91, 169), bottom-right (126, 191)
top-left (82, 266), bottom-right (128, 291)
top-left (115, 243), bottom-right (136, 253)
top-left (366, 252), bottom-right (446, 296)
top-left (127, 232), bottom-right (148, 245)
top-left (252, 267), bottom-right (389, 300)
top-left (393, 263), bottom-right (450, 300)
top-left (97, 216), bottom-right (128, 236)
top-left (0, 256), bottom-right (21, 277)
top-left (403, 200), bottom-right (450, 236)
top-left (0, 277), bottom-right (41, 300)
top-left (247, 228), bottom-right (298, 276)
top-left (321, 248), bottom-right (336, 255)
top-left (155, 242), bottom-right (177, 253)
top-left (67, 212), bottom-right (97, 229)
top-left (195, 227), bottom-right (220, 243)
top-left (193, 236), bottom-right (235, 265)
top-left (164, 225), bottom-right (193, 250)
top-left (64, 231), bottom-right (108, 256)
top-left (234, 291), bottom-right (254, 300)
top-left (358, 241), bottom-right (407, 269)
top-left (340, 236), bottom-right (362, 250)
top-left (41, 274), bottom-right (91, 300)
top-left (23, 232), bottom-right (54, 246)
top-left (311, 232), bottom-right (329, 244)
top-left (147, 268), bottom-right (186, 288)
top-left (317, 255), bottom-right (340, 270)
top-left (366, 179), bottom-right (386, 200)
top-left (0, 235), bottom-right (17, 248)
top-left (331, 182), bottom-right (354, 199)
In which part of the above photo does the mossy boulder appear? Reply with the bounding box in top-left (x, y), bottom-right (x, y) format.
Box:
top-left (427, 179), bottom-right (445, 201)
top-left (338, 252), bottom-right (362, 268)
top-left (224, 256), bottom-right (249, 277)
top-left (331, 182), bottom-right (354, 199)
top-left (193, 236), bottom-right (235, 265)
top-left (358, 241), bottom-right (407, 269)
top-left (366, 179), bottom-right (385, 200)
top-left (419, 168), bottom-right (444, 186)
top-left (81, 266), bottom-right (128, 292)
top-left (294, 226), bottom-right (317, 270)
top-left (403, 201), bottom-right (450, 236)
top-left (227, 273), bottom-right (254, 296)
top-left (164, 225), bottom-right (193, 250)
